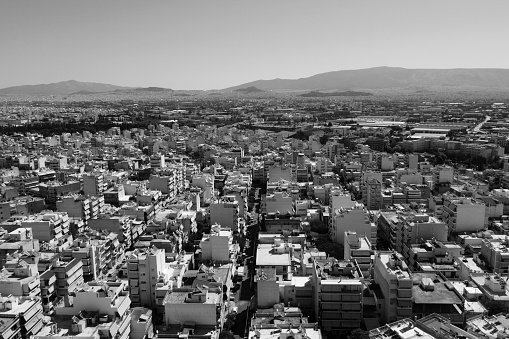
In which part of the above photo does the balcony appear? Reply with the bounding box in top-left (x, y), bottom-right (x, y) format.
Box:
top-left (397, 299), bottom-right (413, 308)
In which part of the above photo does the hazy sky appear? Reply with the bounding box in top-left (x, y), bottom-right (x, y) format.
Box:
top-left (1, 0), bottom-right (509, 90)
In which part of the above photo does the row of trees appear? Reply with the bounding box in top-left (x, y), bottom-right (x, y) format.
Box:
top-left (0, 120), bottom-right (153, 137)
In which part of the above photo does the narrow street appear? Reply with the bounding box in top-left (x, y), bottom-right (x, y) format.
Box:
top-left (473, 115), bottom-right (490, 132)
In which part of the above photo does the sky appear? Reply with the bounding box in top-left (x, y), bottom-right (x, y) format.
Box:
top-left (1, 0), bottom-right (509, 90)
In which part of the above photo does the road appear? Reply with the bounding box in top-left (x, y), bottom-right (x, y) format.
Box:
top-left (473, 115), bottom-right (490, 132)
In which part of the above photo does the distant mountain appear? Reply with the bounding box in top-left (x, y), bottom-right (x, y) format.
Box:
top-left (227, 67), bottom-right (509, 91)
top-left (70, 90), bottom-right (98, 95)
top-left (300, 90), bottom-right (372, 97)
top-left (0, 80), bottom-right (131, 95)
top-left (233, 86), bottom-right (265, 94)
top-left (133, 87), bottom-right (172, 92)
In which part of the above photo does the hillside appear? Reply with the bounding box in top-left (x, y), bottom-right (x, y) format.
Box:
top-left (226, 67), bottom-right (509, 91)
top-left (299, 90), bottom-right (372, 97)
top-left (0, 80), bottom-right (132, 95)
top-left (233, 86), bottom-right (265, 94)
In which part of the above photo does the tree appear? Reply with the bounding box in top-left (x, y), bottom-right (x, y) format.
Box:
top-left (223, 313), bottom-right (236, 331)
top-left (218, 330), bottom-right (235, 339)
top-left (484, 300), bottom-right (509, 316)
top-left (347, 329), bottom-right (370, 339)
top-left (314, 238), bottom-right (344, 260)
top-left (319, 134), bottom-right (330, 145)
top-left (310, 220), bottom-right (329, 235)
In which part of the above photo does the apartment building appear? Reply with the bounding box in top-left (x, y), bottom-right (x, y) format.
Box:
top-left (329, 203), bottom-right (376, 247)
top-left (344, 231), bottom-right (373, 278)
top-left (263, 213), bottom-right (302, 233)
top-left (8, 174), bottom-right (39, 196)
top-left (61, 238), bottom-right (102, 281)
top-left (0, 258), bottom-right (41, 298)
top-left (442, 196), bottom-right (487, 233)
top-left (42, 282), bottom-right (131, 339)
top-left (149, 170), bottom-right (184, 199)
top-left (405, 240), bottom-right (463, 275)
top-left (378, 211), bottom-right (448, 254)
top-left (88, 215), bottom-right (136, 248)
top-left (412, 272), bottom-right (465, 326)
top-left (373, 252), bottom-right (413, 324)
top-left (150, 153), bottom-right (165, 169)
top-left (39, 270), bottom-right (56, 314)
top-left (254, 268), bottom-right (279, 308)
top-left (255, 240), bottom-right (295, 277)
top-left (56, 194), bottom-right (104, 224)
top-left (191, 173), bottom-right (215, 205)
top-left (311, 258), bottom-right (364, 333)
top-left (21, 212), bottom-right (70, 242)
top-left (163, 289), bottom-right (224, 328)
top-left (130, 307), bottom-right (154, 339)
top-left (127, 247), bottom-right (167, 309)
top-left (38, 181), bottom-right (80, 207)
top-left (480, 237), bottom-right (509, 274)
top-left (83, 172), bottom-right (108, 196)
top-left (0, 296), bottom-right (43, 339)
top-left (264, 191), bottom-right (293, 215)
top-left (0, 197), bottom-right (45, 223)
top-left (52, 258), bottom-right (84, 297)
top-left (363, 178), bottom-right (383, 210)
top-left (199, 225), bottom-right (235, 263)
top-left (209, 196), bottom-right (240, 232)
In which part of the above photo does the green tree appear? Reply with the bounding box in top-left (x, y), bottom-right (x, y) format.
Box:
top-left (314, 238), bottom-right (344, 260)
top-left (319, 134), bottom-right (330, 145)
top-left (218, 330), bottom-right (235, 339)
top-left (310, 220), bottom-right (329, 235)
top-left (223, 313), bottom-right (236, 331)
top-left (484, 300), bottom-right (509, 316)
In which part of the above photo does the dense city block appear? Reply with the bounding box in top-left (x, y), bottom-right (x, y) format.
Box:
top-left (1, 97), bottom-right (509, 339)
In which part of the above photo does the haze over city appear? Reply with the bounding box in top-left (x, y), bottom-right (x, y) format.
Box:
top-left (2, 0), bottom-right (509, 90)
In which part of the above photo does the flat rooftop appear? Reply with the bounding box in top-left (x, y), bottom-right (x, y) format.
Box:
top-left (412, 273), bottom-right (462, 305)
top-left (256, 244), bottom-right (291, 267)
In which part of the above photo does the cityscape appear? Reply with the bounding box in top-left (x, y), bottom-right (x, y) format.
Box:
top-left (2, 1), bottom-right (509, 339)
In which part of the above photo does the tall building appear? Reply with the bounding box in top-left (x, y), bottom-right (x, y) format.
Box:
top-left (83, 173), bottom-right (107, 196)
top-left (0, 296), bottom-right (43, 339)
top-left (311, 258), bottom-right (364, 333)
top-left (150, 153), bottom-right (165, 169)
top-left (21, 212), bottom-right (70, 242)
top-left (51, 257), bottom-right (84, 297)
top-left (127, 247), bottom-right (166, 309)
top-left (56, 194), bottom-right (105, 224)
top-left (442, 195), bottom-right (487, 233)
top-left (149, 167), bottom-right (184, 199)
top-left (199, 225), bottom-right (234, 263)
top-left (329, 203), bottom-right (376, 247)
top-left (373, 252), bottom-right (413, 324)
top-left (191, 173), bottom-right (215, 204)
top-left (0, 257), bottom-right (41, 298)
top-left (363, 178), bottom-right (383, 210)
top-left (210, 196), bottom-right (240, 232)
top-left (344, 231), bottom-right (373, 277)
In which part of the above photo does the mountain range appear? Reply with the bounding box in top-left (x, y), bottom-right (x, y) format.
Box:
top-left (0, 80), bottom-right (132, 95)
top-left (3, 67), bottom-right (509, 95)
top-left (226, 67), bottom-right (509, 91)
